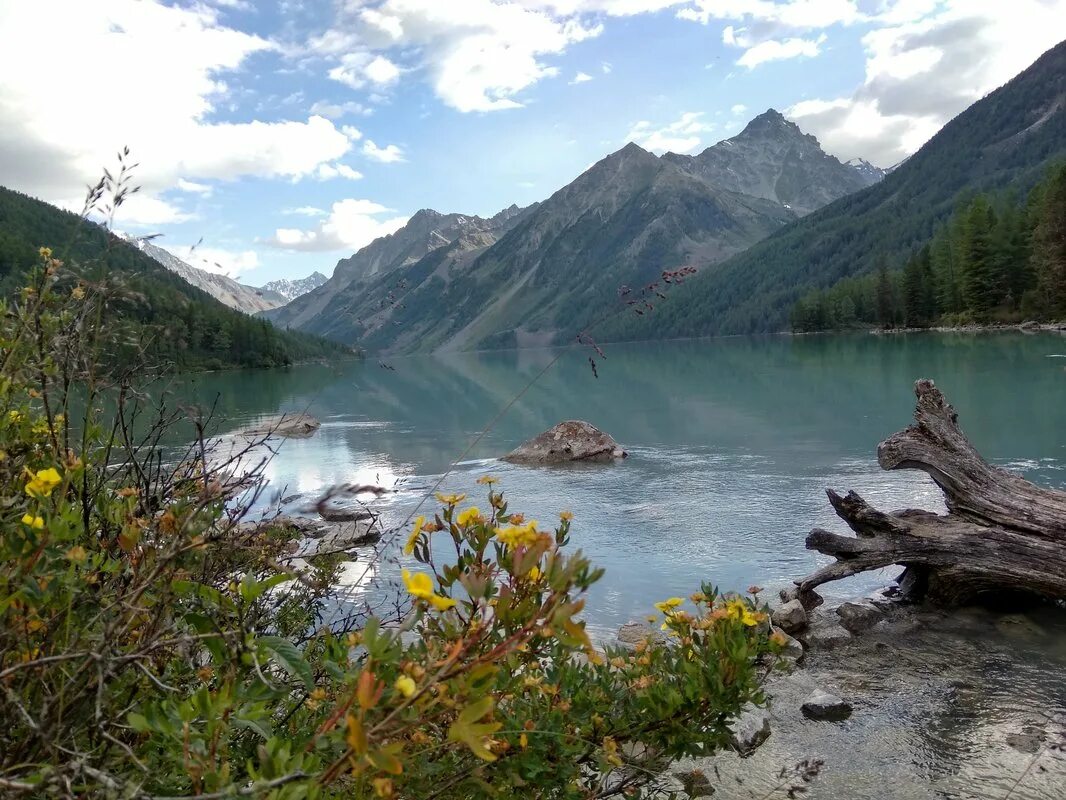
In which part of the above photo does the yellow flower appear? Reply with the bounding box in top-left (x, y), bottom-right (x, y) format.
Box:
top-left (654, 597), bottom-right (684, 614)
top-left (476, 475), bottom-right (498, 485)
top-left (494, 521), bottom-right (539, 549)
top-left (401, 569), bottom-right (456, 611)
top-left (8, 410), bottom-right (21, 423)
top-left (38, 247), bottom-right (52, 259)
top-left (395, 675), bottom-right (416, 698)
top-left (519, 732), bottom-right (528, 749)
top-left (66, 545), bottom-right (87, 563)
top-left (403, 516), bottom-right (426, 556)
top-left (725, 599), bottom-right (760, 627)
top-left (527, 565), bottom-right (541, 581)
top-left (71, 286), bottom-right (86, 301)
top-left (434, 492), bottom-right (466, 506)
top-left (21, 513), bottom-right (44, 529)
top-left (559, 510), bottom-right (574, 522)
top-left (372, 777), bottom-right (394, 798)
top-left (25, 467), bottom-right (62, 498)
top-left (456, 506), bottom-right (483, 527)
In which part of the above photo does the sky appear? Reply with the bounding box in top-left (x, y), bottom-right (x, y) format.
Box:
top-left (1, 1), bottom-right (1064, 285)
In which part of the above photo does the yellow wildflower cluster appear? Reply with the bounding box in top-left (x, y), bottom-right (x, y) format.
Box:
top-left (21, 513), bottom-right (44, 529)
top-left (724, 598), bottom-right (763, 627)
top-left (434, 492), bottom-right (466, 506)
top-left (494, 520), bottom-right (539, 549)
top-left (402, 569), bottom-right (456, 611)
top-left (455, 506), bottom-right (483, 527)
top-left (25, 467), bottom-right (61, 498)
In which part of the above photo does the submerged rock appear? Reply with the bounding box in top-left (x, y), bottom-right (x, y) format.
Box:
top-left (237, 413), bottom-right (321, 439)
top-left (729, 704), bottom-right (772, 755)
top-left (836, 601), bottom-right (884, 634)
top-left (616, 621), bottom-right (665, 649)
top-left (772, 599), bottom-right (808, 634)
top-left (503, 420), bottom-right (627, 465)
top-left (801, 689), bottom-right (852, 722)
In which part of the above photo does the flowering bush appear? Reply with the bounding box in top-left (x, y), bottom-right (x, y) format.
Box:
top-left (0, 249), bottom-right (779, 798)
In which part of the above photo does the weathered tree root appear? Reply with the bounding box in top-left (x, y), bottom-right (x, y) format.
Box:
top-left (796, 379), bottom-right (1066, 605)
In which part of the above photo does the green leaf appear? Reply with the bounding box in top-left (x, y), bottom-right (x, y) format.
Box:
top-left (259, 636), bottom-right (313, 690)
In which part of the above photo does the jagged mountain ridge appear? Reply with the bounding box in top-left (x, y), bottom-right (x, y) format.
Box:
top-left (271, 109), bottom-right (883, 352)
top-left (265, 205), bottom-right (532, 335)
top-left (598, 39), bottom-right (1066, 341)
top-left (127, 237), bottom-right (288, 315)
top-left (663, 109), bottom-right (881, 216)
top-left (259, 272), bottom-right (328, 302)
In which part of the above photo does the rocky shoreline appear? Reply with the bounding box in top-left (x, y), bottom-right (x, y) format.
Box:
top-left (612, 589), bottom-right (1066, 799)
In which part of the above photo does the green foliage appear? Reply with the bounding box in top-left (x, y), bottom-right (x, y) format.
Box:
top-left (0, 257), bottom-right (779, 798)
top-left (789, 162), bottom-right (1066, 332)
top-left (0, 185), bottom-right (351, 370)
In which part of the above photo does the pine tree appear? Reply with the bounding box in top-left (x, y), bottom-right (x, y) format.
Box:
top-left (876, 261), bottom-right (895, 328)
top-left (1031, 163), bottom-right (1066, 318)
top-left (902, 251), bottom-right (927, 326)
top-left (960, 195), bottom-right (998, 319)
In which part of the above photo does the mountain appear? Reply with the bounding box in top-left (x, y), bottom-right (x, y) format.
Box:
top-left (0, 187), bottom-right (349, 369)
top-left (845, 158), bottom-right (888, 184)
top-left (662, 109), bottom-right (881, 216)
top-left (265, 204), bottom-right (531, 338)
top-left (273, 110), bottom-right (879, 352)
top-left (259, 271), bottom-right (328, 302)
top-left (127, 237), bottom-right (288, 315)
top-left (598, 39), bottom-right (1066, 342)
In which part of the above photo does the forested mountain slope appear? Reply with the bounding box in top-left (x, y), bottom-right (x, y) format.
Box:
top-left (598, 40), bottom-right (1066, 342)
top-left (0, 187), bottom-right (349, 369)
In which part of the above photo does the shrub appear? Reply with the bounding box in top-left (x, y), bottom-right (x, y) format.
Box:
top-left (1, 249), bottom-right (779, 798)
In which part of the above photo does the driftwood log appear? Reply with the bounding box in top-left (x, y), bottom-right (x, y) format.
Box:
top-left (796, 379), bottom-right (1066, 606)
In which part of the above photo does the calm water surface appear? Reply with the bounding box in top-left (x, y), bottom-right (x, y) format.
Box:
top-left (171, 331), bottom-right (1066, 635)
top-left (171, 331), bottom-right (1066, 799)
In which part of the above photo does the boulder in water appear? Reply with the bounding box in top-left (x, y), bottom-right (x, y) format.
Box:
top-left (237, 413), bottom-right (321, 439)
top-left (801, 689), bottom-right (852, 722)
top-left (503, 420), bottom-right (627, 465)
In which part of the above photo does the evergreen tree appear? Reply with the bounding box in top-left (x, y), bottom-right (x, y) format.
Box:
top-left (902, 251), bottom-right (927, 326)
top-left (876, 261), bottom-right (895, 328)
top-left (1031, 163), bottom-right (1066, 318)
top-left (960, 195), bottom-right (999, 319)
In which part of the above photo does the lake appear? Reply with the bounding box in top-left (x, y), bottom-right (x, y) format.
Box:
top-left (172, 330), bottom-right (1066, 640)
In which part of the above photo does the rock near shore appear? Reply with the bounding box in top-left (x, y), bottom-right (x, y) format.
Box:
top-left (237, 413), bottom-right (321, 439)
top-left (503, 421), bottom-right (627, 465)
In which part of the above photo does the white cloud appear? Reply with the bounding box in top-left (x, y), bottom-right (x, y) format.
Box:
top-left (787, 0), bottom-right (1066, 166)
top-left (266, 198), bottom-right (409, 252)
top-left (315, 163), bottom-right (364, 180)
top-left (601, 61), bottom-right (613, 73)
top-left (0, 0), bottom-right (357, 225)
top-left (309, 100), bottom-right (374, 119)
top-left (731, 103), bottom-right (748, 115)
top-left (570, 71), bottom-right (594, 84)
top-left (176, 178), bottom-right (213, 195)
top-left (173, 244), bottom-right (261, 278)
top-left (626, 111), bottom-right (715, 154)
top-left (328, 52), bottom-right (403, 90)
top-left (736, 33), bottom-right (826, 67)
top-left (283, 206), bottom-right (328, 216)
top-left (362, 140), bottom-right (406, 163)
top-left (677, 0), bottom-right (861, 28)
top-left (313, 0), bottom-right (602, 112)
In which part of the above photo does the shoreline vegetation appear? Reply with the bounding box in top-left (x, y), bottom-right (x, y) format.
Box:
top-left (790, 162), bottom-right (1066, 336)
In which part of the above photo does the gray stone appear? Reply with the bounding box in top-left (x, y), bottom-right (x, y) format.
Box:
top-left (772, 627), bottom-right (805, 662)
top-left (836, 601), bottom-right (884, 634)
top-left (616, 621), bottom-right (665, 649)
top-left (318, 505), bottom-right (375, 523)
top-left (237, 413), bottom-right (321, 439)
top-left (771, 599), bottom-right (808, 634)
top-left (801, 690), bottom-right (852, 722)
top-left (673, 769), bottom-right (714, 798)
top-left (728, 703), bottom-right (771, 755)
top-left (801, 619), bottom-right (852, 650)
top-left (503, 420), bottom-right (627, 465)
